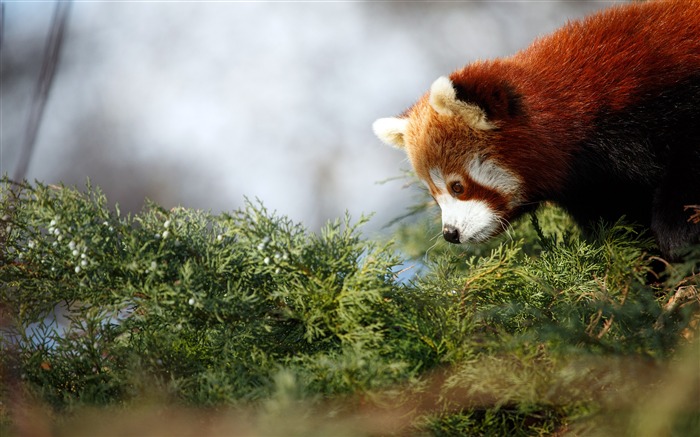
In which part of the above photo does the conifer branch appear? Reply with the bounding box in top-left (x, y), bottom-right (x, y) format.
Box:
top-left (1, 178), bottom-right (698, 435)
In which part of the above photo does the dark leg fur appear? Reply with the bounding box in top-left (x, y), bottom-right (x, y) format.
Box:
top-left (651, 147), bottom-right (700, 260)
top-left (580, 75), bottom-right (700, 260)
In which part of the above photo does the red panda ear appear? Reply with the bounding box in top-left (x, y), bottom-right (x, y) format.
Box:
top-left (373, 117), bottom-right (409, 149)
top-left (429, 77), bottom-right (495, 130)
top-left (452, 78), bottom-right (523, 123)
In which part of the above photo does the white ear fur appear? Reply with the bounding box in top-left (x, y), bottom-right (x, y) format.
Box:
top-left (428, 76), bottom-right (495, 131)
top-left (372, 117), bottom-right (409, 149)
top-left (429, 76), bottom-right (459, 116)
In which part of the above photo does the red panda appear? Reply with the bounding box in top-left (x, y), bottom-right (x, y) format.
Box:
top-left (373, 0), bottom-right (700, 260)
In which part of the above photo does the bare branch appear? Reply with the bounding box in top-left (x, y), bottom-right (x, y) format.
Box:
top-left (12, 0), bottom-right (72, 182)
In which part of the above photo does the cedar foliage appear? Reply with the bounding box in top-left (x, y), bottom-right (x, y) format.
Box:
top-left (1, 177), bottom-right (699, 436)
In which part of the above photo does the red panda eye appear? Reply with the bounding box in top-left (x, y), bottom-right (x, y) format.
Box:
top-left (450, 181), bottom-right (465, 196)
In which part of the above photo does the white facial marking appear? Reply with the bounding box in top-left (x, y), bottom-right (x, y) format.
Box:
top-left (435, 194), bottom-right (500, 244)
top-left (467, 157), bottom-right (522, 207)
top-left (468, 157), bottom-right (520, 194)
top-left (429, 167), bottom-right (447, 192)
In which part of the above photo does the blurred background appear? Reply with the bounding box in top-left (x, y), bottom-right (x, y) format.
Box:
top-left (1, 0), bottom-right (620, 236)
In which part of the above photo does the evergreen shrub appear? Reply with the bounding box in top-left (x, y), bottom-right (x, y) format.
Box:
top-left (1, 177), bottom-right (698, 436)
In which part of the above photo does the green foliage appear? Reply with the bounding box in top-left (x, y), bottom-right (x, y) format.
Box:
top-left (1, 177), bottom-right (699, 436)
top-left (1, 179), bottom-right (406, 405)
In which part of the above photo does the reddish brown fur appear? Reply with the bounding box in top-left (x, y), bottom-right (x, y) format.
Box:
top-left (400, 0), bottom-right (700, 222)
top-left (461, 180), bottom-right (510, 217)
top-left (388, 0), bottom-right (700, 256)
top-left (428, 174), bottom-right (510, 216)
top-left (444, 0), bottom-right (700, 200)
top-left (404, 89), bottom-right (523, 223)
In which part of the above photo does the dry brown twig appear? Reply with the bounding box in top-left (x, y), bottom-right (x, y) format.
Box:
top-left (654, 283), bottom-right (700, 331)
top-left (685, 205), bottom-right (700, 225)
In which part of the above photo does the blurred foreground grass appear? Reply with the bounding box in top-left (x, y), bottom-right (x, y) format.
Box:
top-left (1, 178), bottom-right (698, 436)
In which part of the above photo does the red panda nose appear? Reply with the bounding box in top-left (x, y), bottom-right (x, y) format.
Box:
top-left (443, 225), bottom-right (461, 244)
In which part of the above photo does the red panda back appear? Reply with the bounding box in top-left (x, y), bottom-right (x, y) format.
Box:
top-left (516, 0), bottom-right (700, 113)
top-left (448, 0), bottom-right (700, 200)
top-left (374, 0), bottom-right (700, 259)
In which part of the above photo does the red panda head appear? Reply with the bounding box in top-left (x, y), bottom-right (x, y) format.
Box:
top-left (374, 75), bottom-right (526, 245)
